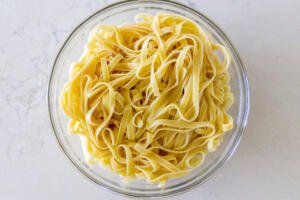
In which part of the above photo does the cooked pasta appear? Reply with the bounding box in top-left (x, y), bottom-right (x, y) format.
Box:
top-left (60, 13), bottom-right (234, 186)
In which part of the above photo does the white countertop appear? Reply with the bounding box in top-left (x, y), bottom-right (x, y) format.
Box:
top-left (1, 0), bottom-right (300, 199)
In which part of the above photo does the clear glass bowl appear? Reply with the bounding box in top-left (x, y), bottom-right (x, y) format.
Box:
top-left (48, 0), bottom-right (250, 198)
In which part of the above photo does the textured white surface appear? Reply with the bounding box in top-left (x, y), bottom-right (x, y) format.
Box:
top-left (0, 0), bottom-right (300, 199)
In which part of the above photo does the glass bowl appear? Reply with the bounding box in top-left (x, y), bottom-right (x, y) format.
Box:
top-left (48, 0), bottom-right (250, 198)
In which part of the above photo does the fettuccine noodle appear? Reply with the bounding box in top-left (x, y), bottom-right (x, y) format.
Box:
top-left (60, 13), bottom-right (234, 186)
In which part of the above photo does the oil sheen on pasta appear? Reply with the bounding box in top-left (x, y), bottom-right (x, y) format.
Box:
top-left (60, 13), bottom-right (234, 187)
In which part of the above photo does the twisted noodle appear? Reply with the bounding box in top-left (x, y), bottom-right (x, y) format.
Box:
top-left (60, 13), bottom-right (234, 186)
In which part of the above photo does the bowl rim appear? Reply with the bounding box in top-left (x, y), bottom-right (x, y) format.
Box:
top-left (48, 0), bottom-right (250, 198)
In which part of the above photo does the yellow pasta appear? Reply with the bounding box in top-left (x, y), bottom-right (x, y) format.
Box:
top-left (60, 13), bottom-right (234, 186)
